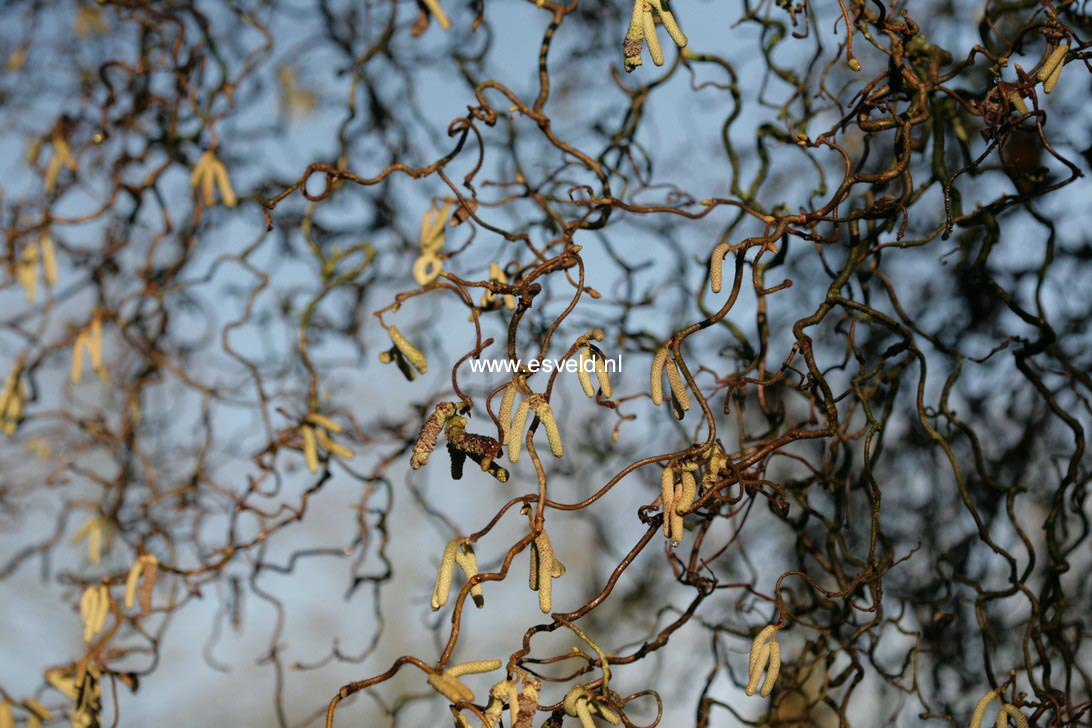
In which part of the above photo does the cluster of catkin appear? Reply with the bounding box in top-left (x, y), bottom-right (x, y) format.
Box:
top-left (649, 343), bottom-right (691, 419)
top-left (45, 661), bottom-right (102, 728)
top-left (500, 388), bottom-right (564, 461)
top-left (413, 200), bottom-right (451, 286)
top-left (480, 678), bottom-right (540, 728)
top-left (189, 148), bottom-right (237, 207)
top-left (660, 464), bottom-right (698, 544)
top-left (970, 687), bottom-right (1028, 728)
top-left (524, 505), bottom-right (564, 613)
top-left (379, 324), bottom-right (429, 380)
top-left (14, 231), bottom-right (58, 302)
top-left (746, 625), bottom-right (781, 697)
top-left (297, 411), bottom-right (354, 473)
top-left (79, 585), bottom-right (111, 643)
top-left (0, 697), bottom-right (54, 728)
top-left (623, 0), bottom-right (688, 71)
top-left (576, 330), bottom-right (613, 400)
top-left (430, 538), bottom-right (484, 610)
top-left (562, 684), bottom-right (621, 727)
top-left (426, 659), bottom-right (502, 704)
top-left (1039, 43), bottom-right (1069, 95)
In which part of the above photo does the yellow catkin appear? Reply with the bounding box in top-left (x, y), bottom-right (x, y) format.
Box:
top-left (1043, 61), bottom-right (1064, 94)
top-left (710, 242), bottom-right (730, 293)
top-left (87, 521), bottom-right (102, 565)
top-left (445, 659), bottom-right (502, 678)
top-left (80, 586), bottom-right (98, 641)
top-left (666, 357), bottom-right (691, 412)
top-left (760, 640), bottom-right (781, 697)
top-left (430, 539), bottom-right (460, 610)
top-left (89, 314), bottom-right (106, 380)
top-left (748, 625), bottom-right (778, 676)
top-left (577, 348), bottom-right (595, 398)
top-left (745, 641), bottom-right (770, 696)
top-left (671, 470), bottom-right (697, 542)
top-left (301, 425), bottom-right (319, 472)
top-left (420, 0), bottom-right (452, 31)
top-left (677, 470), bottom-right (697, 514)
top-left (575, 701), bottom-right (596, 728)
top-left (670, 484), bottom-right (685, 543)
top-left (23, 699), bottom-right (51, 721)
top-left (661, 466), bottom-right (675, 537)
top-left (124, 559), bottom-right (143, 609)
top-left (533, 531), bottom-right (556, 613)
top-left (532, 397), bottom-right (564, 458)
top-left (0, 701), bottom-right (12, 728)
top-left (507, 399), bottom-right (531, 463)
top-left (970, 689), bottom-right (1000, 728)
top-left (18, 244), bottom-right (38, 302)
top-left (650, 345), bottom-right (669, 405)
top-left (71, 331), bottom-right (87, 383)
top-left (420, 200), bottom-right (451, 251)
top-left (304, 412), bottom-right (341, 432)
top-left (454, 544), bottom-right (484, 608)
top-left (999, 705), bottom-right (1028, 728)
top-left (413, 252), bottom-right (443, 286)
top-left (1009, 92), bottom-right (1029, 115)
top-left (1038, 43), bottom-right (1068, 81)
top-left (40, 233), bottom-right (58, 285)
top-left (139, 556), bottom-right (157, 615)
top-left (212, 159), bottom-right (237, 207)
top-left (652, 0), bottom-right (687, 47)
top-left (528, 536), bottom-right (539, 591)
top-left (498, 384), bottom-right (517, 440)
top-left (428, 673), bottom-right (474, 703)
top-left (594, 354), bottom-right (612, 398)
top-left (386, 326), bottom-right (428, 374)
top-left (314, 427), bottom-right (354, 459)
top-left (595, 703), bottom-right (621, 725)
top-left (641, 5), bottom-right (663, 66)
top-left (92, 585), bottom-right (110, 635)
